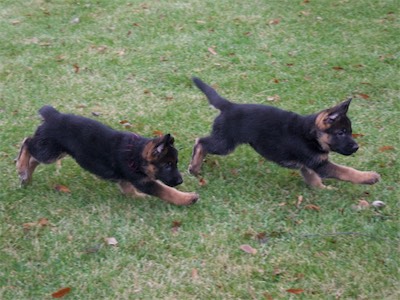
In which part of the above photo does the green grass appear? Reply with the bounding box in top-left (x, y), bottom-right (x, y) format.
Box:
top-left (1, 0), bottom-right (399, 298)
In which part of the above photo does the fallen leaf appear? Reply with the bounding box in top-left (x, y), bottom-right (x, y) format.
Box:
top-left (208, 47), bottom-right (217, 55)
top-left (304, 204), bottom-right (320, 211)
top-left (37, 218), bottom-right (49, 227)
top-left (286, 288), bottom-right (304, 295)
top-left (230, 168), bottom-right (239, 176)
top-left (379, 145), bottom-right (394, 152)
top-left (172, 220), bottom-right (182, 227)
top-left (263, 292), bottom-right (273, 300)
top-left (91, 112), bottom-right (101, 117)
top-left (256, 232), bottom-right (268, 244)
top-left (153, 130), bottom-right (163, 137)
top-left (240, 244), bottom-right (257, 255)
top-left (55, 185), bottom-right (71, 193)
top-left (267, 94), bottom-right (280, 102)
top-left (104, 237), bottom-right (118, 246)
top-left (268, 18), bottom-right (281, 25)
top-left (356, 93), bottom-right (370, 99)
top-left (191, 268), bottom-right (199, 279)
top-left (55, 55), bottom-right (66, 62)
top-left (83, 244), bottom-right (102, 254)
top-left (352, 133), bottom-right (365, 138)
top-left (300, 10), bottom-right (311, 16)
top-left (296, 195), bottom-right (303, 208)
top-left (199, 177), bottom-right (207, 186)
top-left (73, 63), bottom-right (80, 73)
top-left (332, 66), bottom-right (344, 71)
top-left (358, 199), bottom-right (370, 208)
top-left (11, 20), bottom-right (21, 25)
top-left (52, 287), bottom-right (71, 298)
top-left (23, 222), bottom-right (38, 230)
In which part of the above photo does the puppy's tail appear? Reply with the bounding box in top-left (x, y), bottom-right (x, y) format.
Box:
top-left (38, 105), bottom-right (60, 121)
top-left (192, 77), bottom-right (232, 111)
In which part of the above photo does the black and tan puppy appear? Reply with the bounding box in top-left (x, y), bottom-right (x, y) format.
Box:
top-left (189, 77), bottom-right (380, 188)
top-left (16, 106), bottom-right (198, 206)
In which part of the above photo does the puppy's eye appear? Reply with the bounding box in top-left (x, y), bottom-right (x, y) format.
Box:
top-left (337, 129), bottom-right (346, 136)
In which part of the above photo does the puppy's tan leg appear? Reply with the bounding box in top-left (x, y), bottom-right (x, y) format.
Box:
top-left (319, 162), bottom-right (380, 185)
top-left (153, 181), bottom-right (199, 206)
top-left (188, 138), bottom-right (207, 176)
top-left (16, 138), bottom-right (40, 185)
top-left (118, 181), bottom-right (147, 198)
top-left (301, 167), bottom-right (326, 188)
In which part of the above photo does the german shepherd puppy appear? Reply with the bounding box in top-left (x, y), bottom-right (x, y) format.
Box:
top-left (16, 106), bottom-right (199, 206)
top-left (189, 77), bottom-right (380, 188)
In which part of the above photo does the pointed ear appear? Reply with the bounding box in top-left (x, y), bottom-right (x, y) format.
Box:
top-left (326, 98), bottom-right (352, 123)
top-left (153, 134), bottom-right (173, 156)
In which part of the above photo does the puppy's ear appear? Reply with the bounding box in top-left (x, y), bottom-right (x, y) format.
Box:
top-left (315, 98), bottom-right (352, 130)
top-left (325, 98), bottom-right (352, 124)
top-left (154, 134), bottom-right (173, 156)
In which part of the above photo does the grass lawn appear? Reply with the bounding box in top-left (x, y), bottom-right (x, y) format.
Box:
top-left (1, 0), bottom-right (399, 298)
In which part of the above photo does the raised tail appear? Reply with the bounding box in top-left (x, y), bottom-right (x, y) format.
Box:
top-left (192, 77), bottom-right (232, 111)
top-left (38, 105), bottom-right (60, 121)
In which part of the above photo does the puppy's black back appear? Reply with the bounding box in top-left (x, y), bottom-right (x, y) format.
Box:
top-left (29, 106), bottom-right (129, 179)
top-left (192, 78), bottom-right (323, 169)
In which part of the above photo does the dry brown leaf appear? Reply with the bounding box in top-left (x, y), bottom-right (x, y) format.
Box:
top-left (55, 185), bottom-right (71, 193)
top-left (304, 204), bottom-right (320, 211)
top-left (267, 94), bottom-right (280, 102)
top-left (104, 237), bottom-right (118, 246)
top-left (153, 130), bottom-right (163, 137)
top-left (38, 218), bottom-right (49, 227)
top-left (356, 93), bottom-right (370, 99)
top-left (199, 177), bottom-right (207, 186)
top-left (171, 220), bottom-right (182, 234)
top-left (191, 268), bottom-right (199, 279)
top-left (352, 133), bottom-right (365, 138)
top-left (286, 288), bottom-right (304, 295)
top-left (23, 222), bottom-right (38, 230)
top-left (332, 66), bottom-right (344, 71)
top-left (208, 47), bottom-right (217, 55)
top-left (296, 195), bottom-right (304, 208)
top-left (268, 18), bottom-right (281, 25)
top-left (256, 232), bottom-right (268, 244)
top-left (51, 287), bottom-right (71, 298)
top-left (379, 145), bottom-right (395, 152)
top-left (73, 64), bottom-right (80, 73)
top-left (358, 199), bottom-right (370, 208)
top-left (240, 244), bottom-right (257, 255)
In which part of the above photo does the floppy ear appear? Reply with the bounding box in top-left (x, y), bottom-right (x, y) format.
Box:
top-left (325, 98), bottom-right (352, 124)
top-left (153, 134), bottom-right (173, 156)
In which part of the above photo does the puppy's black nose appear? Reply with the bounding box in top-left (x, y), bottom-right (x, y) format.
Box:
top-left (176, 177), bottom-right (183, 185)
top-left (352, 143), bottom-right (359, 152)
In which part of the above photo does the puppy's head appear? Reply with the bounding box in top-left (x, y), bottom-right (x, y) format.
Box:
top-left (142, 134), bottom-right (183, 186)
top-left (315, 98), bottom-right (359, 156)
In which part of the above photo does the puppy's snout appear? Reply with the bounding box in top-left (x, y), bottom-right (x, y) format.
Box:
top-left (352, 143), bottom-right (359, 152)
top-left (176, 177), bottom-right (183, 185)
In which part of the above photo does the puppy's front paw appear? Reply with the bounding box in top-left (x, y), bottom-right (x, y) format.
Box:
top-left (185, 192), bottom-right (199, 205)
top-left (362, 171), bottom-right (381, 185)
top-left (188, 164), bottom-right (200, 176)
